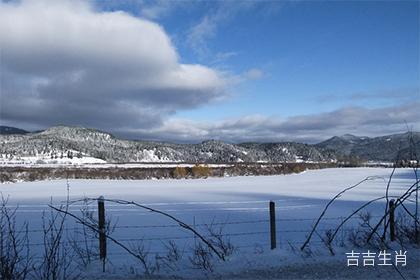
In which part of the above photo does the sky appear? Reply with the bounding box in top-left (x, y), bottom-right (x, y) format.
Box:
top-left (0, 0), bottom-right (419, 143)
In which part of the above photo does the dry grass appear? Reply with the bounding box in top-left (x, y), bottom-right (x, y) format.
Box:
top-left (191, 164), bottom-right (212, 178)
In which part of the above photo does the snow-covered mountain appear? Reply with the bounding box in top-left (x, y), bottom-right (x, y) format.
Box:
top-left (316, 132), bottom-right (420, 162)
top-left (0, 126), bottom-right (335, 164)
top-left (0, 126), bottom-right (418, 164)
top-left (0, 126), bottom-right (28, 135)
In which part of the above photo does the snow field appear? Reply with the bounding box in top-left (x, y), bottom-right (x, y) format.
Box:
top-left (0, 167), bottom-right (418, 278)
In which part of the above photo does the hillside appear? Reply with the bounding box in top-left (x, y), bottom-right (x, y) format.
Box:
top-left (0, 126), bottom-right (28, 135)
top-left (0, 125), bottom-right (418, 164)
top-left (316, 132), bottom-right (420, 162)
top-left (0, 126), bottom-right (335, 164)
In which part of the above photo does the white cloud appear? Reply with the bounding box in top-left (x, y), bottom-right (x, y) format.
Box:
top-left (0, 0), bottom-right (227, 130)
top-left (123, 102), bottom-right (420, 142)
top-left (185, 1), bottom-right (284, 59)
top-left (214, 51), bottom-right (238, 62)
top-left (186, 1), bottom-right (256, 57)
top-left (187, 15), bottom-right (218, 57)
top-left (139, 0), bottom-right (181, 20)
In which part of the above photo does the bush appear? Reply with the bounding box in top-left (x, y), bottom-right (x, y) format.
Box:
top-left (291, 164), bottom-right (306, 173)
top-left (192, 164), bottom-right (212, 178)
top-left (173, 166), bottom-right (187, 178)
top-left (0, 196), bottom-right (32, 279)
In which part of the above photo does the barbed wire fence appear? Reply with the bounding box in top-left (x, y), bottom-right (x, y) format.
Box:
top-left (18, 198), bottom-right (385, 265)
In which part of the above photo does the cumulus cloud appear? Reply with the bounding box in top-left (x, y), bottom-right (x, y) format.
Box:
top-left (0, 0), bottom-right (226, 130)
top-left (0, 1), bottom-right (416, 143)
top-left (122, 102), bottom-right (420, 143)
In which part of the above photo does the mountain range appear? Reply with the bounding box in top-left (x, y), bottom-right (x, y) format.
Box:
top-left (0, 125), bottom-right (418, 164)
top-left (0, 126), bottom-right (28, 135)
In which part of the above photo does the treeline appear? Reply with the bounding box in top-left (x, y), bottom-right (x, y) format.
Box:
top-left (0, 162), bottom-right (337, 183)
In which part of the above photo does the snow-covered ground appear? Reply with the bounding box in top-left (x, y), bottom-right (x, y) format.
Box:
top-left (0, 168), bottom-right (418, 279)
top-left (0, 154), bottom-right (107, 166)
top-left (0, 158), bottom-right (233, 168)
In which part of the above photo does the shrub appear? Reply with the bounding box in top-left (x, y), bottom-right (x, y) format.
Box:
top-left (173, 166), bottom-right (187, 178)
top-left (291, 164), bottom-right (306, 173)
top-left (0, 196), bottom-right (32, 279)
top-left (192, 164), bottom-right (212, 178)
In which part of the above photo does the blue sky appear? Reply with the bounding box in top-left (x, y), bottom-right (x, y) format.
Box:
top-left (1, 0), bottom-right (419, 142)
top-left (97, 0), bottom-right (419, 121)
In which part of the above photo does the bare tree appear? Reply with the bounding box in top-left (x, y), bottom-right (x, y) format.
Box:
top-left (130, 240), bottom-right (160, 275)
top-left (34, 182), bottom-right (81, 280)
top-left (33, 204), bottom-right (78, 280)
top-left (157, 240), bottom-right (184, 272)
top-left (204, 220), bottom-right (235, 259)
top-left (189, 241), bottom-right (214, 272)
top-left (0, 195), bottom-right (32, 280)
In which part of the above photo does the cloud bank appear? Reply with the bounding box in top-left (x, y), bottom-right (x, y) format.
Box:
top-left (121, 102), bottom-right (420, 143)
top-left (0, 0), bottom-right (226, 130)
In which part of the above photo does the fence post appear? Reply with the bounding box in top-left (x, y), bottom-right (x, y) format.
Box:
top-left (98, 196), bottom-right (107, 271)
top-left (269, 201), bottom-right (276, 249)
top-left (389, 199), bottom-right (395, 241)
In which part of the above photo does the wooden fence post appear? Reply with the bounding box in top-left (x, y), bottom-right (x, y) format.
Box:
top-left (389, 199), bottom-right (395, 241)
top-left (269, 201), bottom-right (276, 249)
top-left (98, 196), bottom-right (107, 271)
